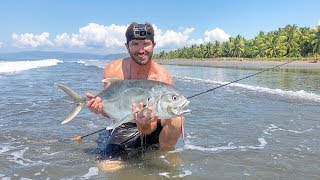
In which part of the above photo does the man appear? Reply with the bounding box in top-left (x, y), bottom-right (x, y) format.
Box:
top-left (85, 22), bottom-right (184, 170)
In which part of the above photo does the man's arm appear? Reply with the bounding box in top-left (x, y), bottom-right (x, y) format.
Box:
top-left (86, 59), bottom-right (124, 117)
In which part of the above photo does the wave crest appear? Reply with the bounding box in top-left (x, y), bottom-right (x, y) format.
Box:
top-left (181, 76), bottom-right (320, 102)
top-left (0, 59), bottom-right (63, 73)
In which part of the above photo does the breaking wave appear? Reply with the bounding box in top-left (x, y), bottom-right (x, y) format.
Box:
top-left (0, 59), bottom-right (63, 73)
top-left (181, 76), bottom-right (320, 102)
top-left (75, 59), bottom-right (110, 68)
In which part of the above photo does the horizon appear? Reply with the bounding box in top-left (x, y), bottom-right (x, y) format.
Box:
top-left (0, 50), bottom-right (124, 56)
top-left (0, 0), bottom-right (319, 54)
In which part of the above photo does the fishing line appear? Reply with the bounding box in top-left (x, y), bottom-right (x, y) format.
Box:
top-left (71, 60), bottom-right (296, 141)
top-left (187, 60), bottom-right (296, 99)
top-left (71, 128), bottom-right (107, 141)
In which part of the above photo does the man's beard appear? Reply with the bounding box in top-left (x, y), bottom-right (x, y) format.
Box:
top-left (130, 52), bottom-right (153, 65)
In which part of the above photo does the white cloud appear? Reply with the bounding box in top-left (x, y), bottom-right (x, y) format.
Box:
top-left (12, 32), bottom-right (54, 48)
top-left (0, 41), bottom-right (3, 48)
top-left (154, 26), bottom-right (230, 51)
top-left (204, 28), bottom-right (230, 42)
top-left (54, 33), bottom-right (73, 47)
top-left (155, 26), bottom-right (195, 49)
top-left (55, 23), bottom-right (127, 49)
top-left (10, 23), bottom-right (231, 53)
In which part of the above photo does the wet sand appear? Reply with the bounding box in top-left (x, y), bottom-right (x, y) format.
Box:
top-left (156, 59), bottom-right (320, 70)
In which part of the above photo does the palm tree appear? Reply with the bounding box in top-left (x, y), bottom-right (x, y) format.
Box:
top-left (211, 41), bottom-right (222, 58)
top-left (311, 25), bottom-right (320, 54)
top-left (231, 35), bottom-right (245, 57)
top-left (263, 31), bottom-right (286, 57)
top-left (198, 44), bottom-right (207, 58)
top-left (252, 31), bottom-right (267, 58)
top-left (222, 38), bottom-right (232, 57)
top-left (204, 42), bottom-right (212, 58)
top-left (154, 24), bottom-right (320, 59)
top-left (298, 27), bottom-right (313, 57)
top-left (283, 25), bottom-right (300, 57)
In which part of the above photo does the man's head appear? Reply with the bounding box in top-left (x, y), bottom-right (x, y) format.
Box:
top-left (125, 22), bottom-right (156, 65)
top-left (125, 22), bottom-right (155, 43)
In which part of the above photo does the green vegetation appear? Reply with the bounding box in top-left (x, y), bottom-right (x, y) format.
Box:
top-left (154, 25), bottom-right (320, 60)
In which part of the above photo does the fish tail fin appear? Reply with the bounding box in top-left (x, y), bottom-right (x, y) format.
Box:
top-left (54, 83), bottom-right (86, 124)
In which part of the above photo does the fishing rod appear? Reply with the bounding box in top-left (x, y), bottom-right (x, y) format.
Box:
top-left (71, 60), bottom-right (296, 141)
top-left (187, 60), bottom-right (296, 99)
top-left (71, 128), bottom-right (106, 141)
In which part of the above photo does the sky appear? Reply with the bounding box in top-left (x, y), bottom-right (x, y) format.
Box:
top-left (0, 0), bottom-right (319, 55)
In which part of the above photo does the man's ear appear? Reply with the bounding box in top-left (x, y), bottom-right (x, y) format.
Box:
top-left (125, 43), bottom-right (129, 50)
top-left (153, 42), bottom-right (156, 47)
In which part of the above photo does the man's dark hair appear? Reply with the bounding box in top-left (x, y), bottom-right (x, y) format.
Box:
top-left (125, 22), bottom-right (155, 43)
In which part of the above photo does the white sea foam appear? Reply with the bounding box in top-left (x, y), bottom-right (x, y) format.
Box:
top-left (182, 76), bottom-right (320, 102)
top-left (9, 147), bottom-right (30, 165)
top-left (76, 59), bottom-right (109, 68)
top-left (42, 151), bottom-right (60, 156)
top-left (159, 170), bottom-right (192, 178)
top-left (81, 167), bottom-right (99, 179)
top-left (0, 145), bottom-right (13, 154)
top-left (263, 124), bottom-right (313, 135)
top-left (1, 176), bottom-right (11, 180)
top-left (159, 172), bottom-right (171, 178)
top-left (6, 147), bottom-right (49, 166)
top-left (184, 138), bottom-right (267, 152)
top-left (0, 59), bottom-right (63, 73)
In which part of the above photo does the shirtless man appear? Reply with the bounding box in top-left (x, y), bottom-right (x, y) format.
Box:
top-left (85, 22), bottom-right (184, 170)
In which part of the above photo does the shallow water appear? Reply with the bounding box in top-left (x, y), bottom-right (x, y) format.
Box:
top-left (0, 59), bottom-right (319, 179)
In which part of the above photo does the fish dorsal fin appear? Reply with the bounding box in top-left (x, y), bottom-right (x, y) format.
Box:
top-left (102, 78), bottom-right (122, 85)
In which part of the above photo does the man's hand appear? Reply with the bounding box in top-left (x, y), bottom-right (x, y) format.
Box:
top-left (132, 102), bottom-right (158, 135)
top-left (85, 93), bottom-right (104, 114)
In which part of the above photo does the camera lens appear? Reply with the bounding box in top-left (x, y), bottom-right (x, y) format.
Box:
top-left (140, 31), bottom-right (146, 36)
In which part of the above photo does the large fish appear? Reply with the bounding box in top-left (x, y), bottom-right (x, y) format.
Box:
top-left (55, 78), bottom-right (190, 130)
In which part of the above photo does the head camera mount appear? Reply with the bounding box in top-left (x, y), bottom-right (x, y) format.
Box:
top-left (133, 24), bottom-right (147, 39)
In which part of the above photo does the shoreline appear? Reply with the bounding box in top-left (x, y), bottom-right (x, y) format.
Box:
top-left (156, 59), bottom-right (320, 70)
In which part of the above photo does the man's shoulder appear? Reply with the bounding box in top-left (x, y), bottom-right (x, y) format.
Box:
top-left (108, 58), bottom-right (129, 66)
top-left (106, 58), bottom-right (129, 69)
top-left (152, 61), bottom-right (169, 73)
top-left (152, 60), bottom-right (173, 85)
top-left (105, 58), bottom-right (130, 79)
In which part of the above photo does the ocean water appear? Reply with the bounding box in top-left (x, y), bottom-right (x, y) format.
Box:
top-left (0, 59), bottom-right (319, 179)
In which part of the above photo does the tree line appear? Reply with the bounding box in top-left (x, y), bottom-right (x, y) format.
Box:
top-left (154, 25), bottom-right (320, 60)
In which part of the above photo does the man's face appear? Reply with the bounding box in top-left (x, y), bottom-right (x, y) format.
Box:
top-left (126, 39), bottom-right (156, 65)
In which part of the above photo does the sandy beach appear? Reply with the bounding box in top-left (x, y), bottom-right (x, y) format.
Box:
top-left (157, 59), bottom-right (320, 70)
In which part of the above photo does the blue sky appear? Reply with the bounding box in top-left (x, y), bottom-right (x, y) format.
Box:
top-left (0, 0), bottom-right (319, 54)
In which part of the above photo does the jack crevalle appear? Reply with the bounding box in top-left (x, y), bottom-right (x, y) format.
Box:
top-left (55, 78), bottom-right (190, 130)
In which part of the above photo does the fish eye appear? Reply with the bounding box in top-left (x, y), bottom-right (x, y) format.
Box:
top-left (172, 95), bottom-right (179, 101)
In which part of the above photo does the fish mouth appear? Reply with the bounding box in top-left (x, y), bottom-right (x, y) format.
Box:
top-left (178, 100), bottom-right (191, 116)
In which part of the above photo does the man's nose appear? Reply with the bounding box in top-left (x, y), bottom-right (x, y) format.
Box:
top-left (138, 45), bottom-right (145, 53)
